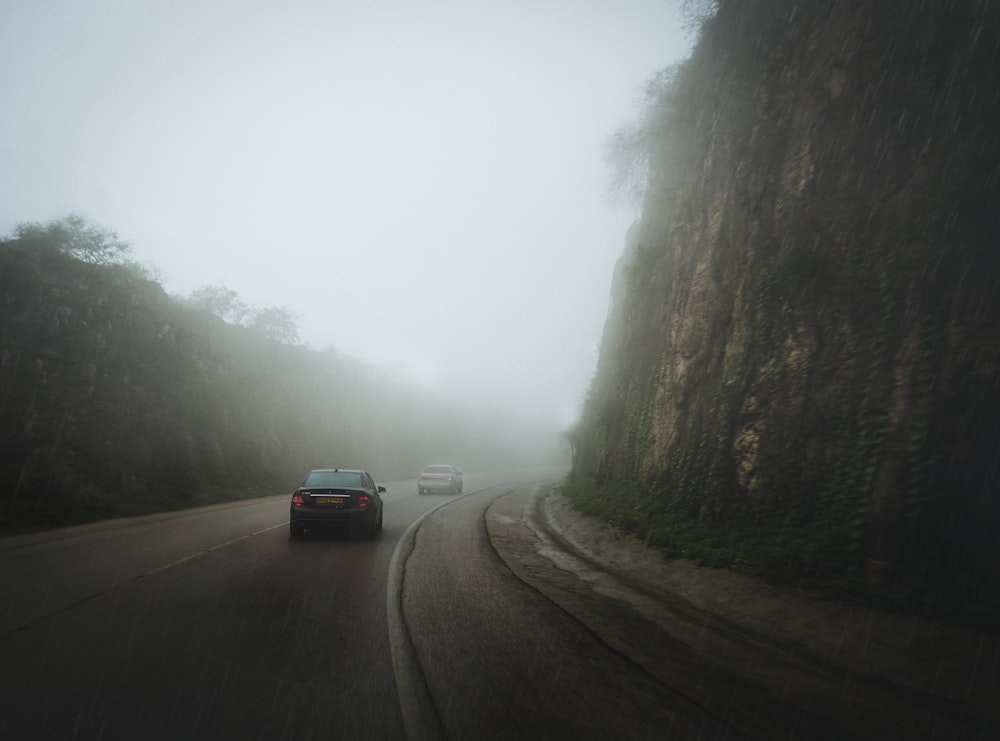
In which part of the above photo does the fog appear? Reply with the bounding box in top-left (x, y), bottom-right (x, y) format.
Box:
top-left (0, 0), bottom-right (689, 428)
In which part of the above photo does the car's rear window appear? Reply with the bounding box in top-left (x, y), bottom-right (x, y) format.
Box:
top-left (423, 465), bottom-right (453, 474)
top-left (304, 470), bottom-right (364, 488)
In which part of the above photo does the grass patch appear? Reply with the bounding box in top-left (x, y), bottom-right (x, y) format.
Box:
top-left (564, 475), bottom-right (1000, 631)
top-left (568, 477), bottom-right (879, 602)
top-left (0, 483), bottom-right (283, 538)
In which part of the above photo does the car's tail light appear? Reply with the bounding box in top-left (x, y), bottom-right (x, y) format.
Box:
top-left (292, 491), bottom-right (305, 508)
top-left (357, 494), bottom-right (370, 509)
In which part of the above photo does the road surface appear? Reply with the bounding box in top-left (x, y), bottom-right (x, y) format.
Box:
top-left (3, 467), bottom-right (727, 740)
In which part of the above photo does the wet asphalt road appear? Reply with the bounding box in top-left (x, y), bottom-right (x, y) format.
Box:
top-left (399, 484), bottom-right (740, 741)
top-left (0, 466), bottom-right (734, 741)
top-left (0, 469), bottom-right (556, 740)
top-left (0, 483), bottom-right (410, 740)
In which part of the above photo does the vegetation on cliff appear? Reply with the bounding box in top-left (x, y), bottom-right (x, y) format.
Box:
top-left (569, 0), bottom-right (1000, 628)
top-left (0, 222), bottom-right (564, 533)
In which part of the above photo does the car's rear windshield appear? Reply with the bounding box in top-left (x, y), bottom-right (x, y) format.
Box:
top-left (423, 465), bottom-right (454, 474)
top-left (303, 470), bottom-right (364, 488)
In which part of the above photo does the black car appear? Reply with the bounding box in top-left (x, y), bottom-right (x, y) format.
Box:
top-left (289, 468), bottom-right (384, 539)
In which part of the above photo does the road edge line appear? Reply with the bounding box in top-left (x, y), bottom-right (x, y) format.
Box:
top-left (386, 496), bottom-right (462, 741)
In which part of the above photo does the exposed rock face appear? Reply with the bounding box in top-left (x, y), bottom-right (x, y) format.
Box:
top-left (572, 0), bottom-right (1000, 622)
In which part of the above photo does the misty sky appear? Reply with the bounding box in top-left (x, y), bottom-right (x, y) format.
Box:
top-left (0, 0), bottom-right (690, 428)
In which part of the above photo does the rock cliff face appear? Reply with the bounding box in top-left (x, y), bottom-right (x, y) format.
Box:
top-left (571, 0), bottom-right (1000, 623)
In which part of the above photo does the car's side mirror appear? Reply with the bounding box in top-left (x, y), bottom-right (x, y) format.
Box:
top-left (378, 486), bottom-right (387, 494)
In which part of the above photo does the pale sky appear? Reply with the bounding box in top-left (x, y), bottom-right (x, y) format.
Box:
top-left (0, 0), bottom-right (690, 429)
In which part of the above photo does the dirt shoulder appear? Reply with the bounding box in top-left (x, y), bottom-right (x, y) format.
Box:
top-left (486, 483), bottom-right (1000, 740)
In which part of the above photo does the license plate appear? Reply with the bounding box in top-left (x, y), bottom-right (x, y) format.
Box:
top-left (316, 496), bottom-right (343, 504)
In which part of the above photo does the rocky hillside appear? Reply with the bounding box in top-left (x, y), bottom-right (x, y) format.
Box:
top-left (570, 0), bottom-right (1000, 627)
top-left (0, 241), bottom-right (562, 531)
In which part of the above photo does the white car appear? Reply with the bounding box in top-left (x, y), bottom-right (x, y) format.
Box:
top-left (417, 464), bottom-right (463, 494)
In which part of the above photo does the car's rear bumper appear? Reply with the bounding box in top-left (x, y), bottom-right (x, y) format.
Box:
top-left (418, 479), bottom-right (458, 490)
top-left (289, 507), bottom-right (374, 528)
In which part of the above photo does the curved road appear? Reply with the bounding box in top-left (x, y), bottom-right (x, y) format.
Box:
top-left (0, 466), bottom-right (742, 740)
top-left (0, 468), bottom-right (597, 740)
top-left (395, 482), bottom-right (739, 741)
